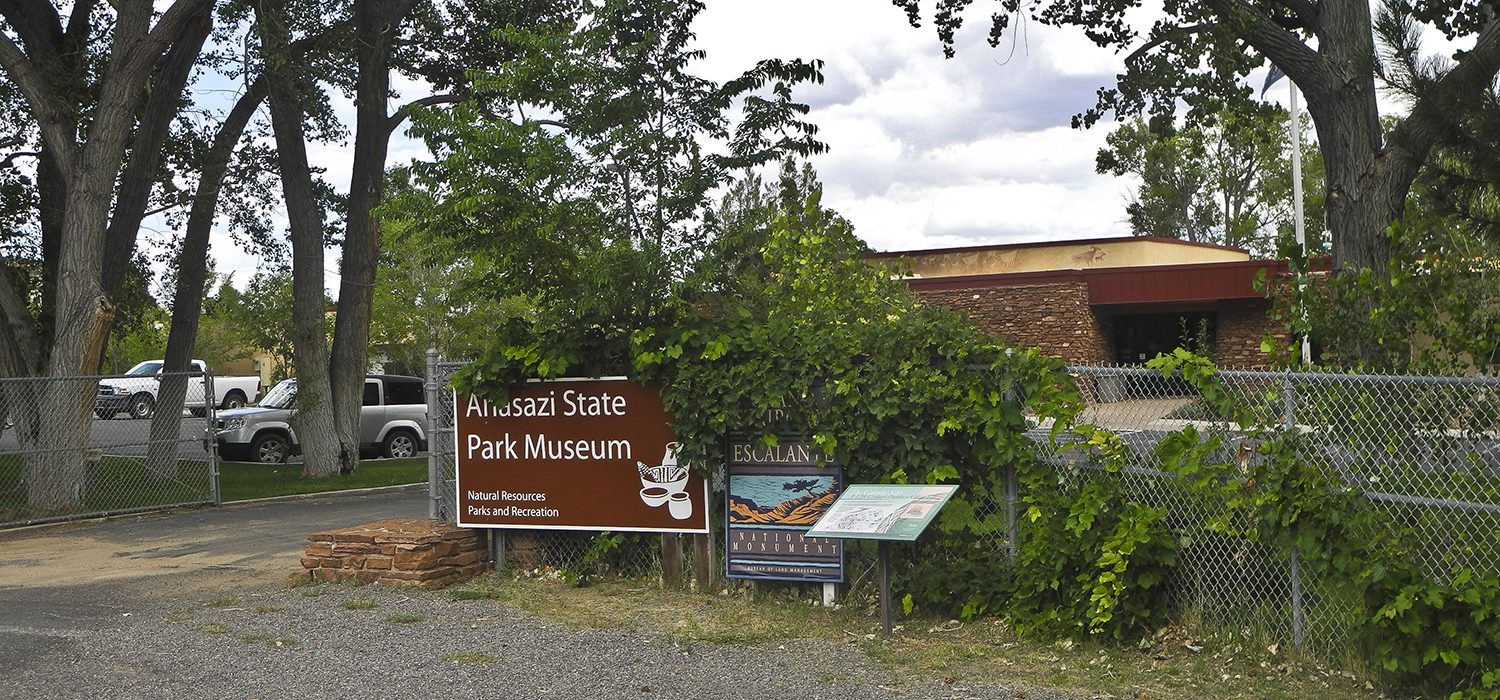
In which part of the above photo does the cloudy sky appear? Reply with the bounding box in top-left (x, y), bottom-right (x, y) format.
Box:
top-left (202, 0), bottom-right (1307, 289)
top-left (692, 1), bottom-right (1144, 253)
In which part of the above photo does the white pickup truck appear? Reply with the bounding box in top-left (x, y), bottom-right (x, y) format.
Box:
top-left (95, 360), bottom-right (263, 420)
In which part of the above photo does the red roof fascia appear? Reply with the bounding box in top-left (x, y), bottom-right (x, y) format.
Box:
top-left (904, 259), bottom-right (1298, 304)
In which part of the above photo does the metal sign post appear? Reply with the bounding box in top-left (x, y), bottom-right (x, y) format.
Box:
top-left (806, 484), bottom-right (961, 637)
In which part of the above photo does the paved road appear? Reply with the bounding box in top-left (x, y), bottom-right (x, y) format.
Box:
top-left (2, 414), bottom-right (434, 463)
top-left (0, 412), bottom-right (213, 460)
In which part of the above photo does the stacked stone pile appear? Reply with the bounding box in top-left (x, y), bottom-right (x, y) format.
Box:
top-left (295, 518), bottom-right (488, 589)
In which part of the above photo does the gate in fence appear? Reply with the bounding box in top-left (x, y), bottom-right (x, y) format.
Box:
top-left (1, 371), bottom-right (220, 529)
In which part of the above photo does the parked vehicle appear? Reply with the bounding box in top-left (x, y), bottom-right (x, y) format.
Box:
top-left (96, 360), bottom-right (263, 420)
top-left (214, 374), bottom-right (428, 463)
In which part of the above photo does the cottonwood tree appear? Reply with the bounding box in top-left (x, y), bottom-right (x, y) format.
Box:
top-left (0, 0), bottom-right (213, 509)
top-left (1096, 108), bottom-right (1327, 256)
top-left (250, 0), bottom-right (569, 476)
top-left (894, 0), bottom-right (1500, 286)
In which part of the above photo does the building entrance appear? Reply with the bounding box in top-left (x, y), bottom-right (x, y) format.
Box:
top-left (1112, 311), bottom-right (1216, 365)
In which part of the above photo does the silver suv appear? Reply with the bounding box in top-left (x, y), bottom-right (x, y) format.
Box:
top-left (214, 374), bottom-right (428, 463)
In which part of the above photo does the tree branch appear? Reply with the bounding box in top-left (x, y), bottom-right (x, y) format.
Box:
top-left (1270, 0), bottom-right (1321, 32)
top-left (0, 151), bottom-right (39, 168)
top-left (102, 7), bottom-right (212, 296)
top-left (1125, 24), bottom-right (1213, 65)
top-left (1391, 17), bottom-right (1500, 167)
top-left (0, 0), bottom-right (65, 54)
top-left (0, 266), bottom-right (44, 374)
top-left (0, 32), bottom-right (77, 185)
top-left (387, 92), bottom-right (464, 134)
top-left (1204, 0), bottom-right (1332, 97)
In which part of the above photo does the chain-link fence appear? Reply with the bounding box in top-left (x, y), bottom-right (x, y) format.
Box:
top-left (0, 371), bottom-right (219, 528)
top-left (424, 355), bottom-right (1500, 655)
top-left (1064, 364), bottom-right (1500, 656)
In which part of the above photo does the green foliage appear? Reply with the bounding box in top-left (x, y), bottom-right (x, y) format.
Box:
top-left (1003, 430), bottom-right (1179, 640)
top-left (1271, 200), bottom-right (1500, 373)
top-left (371, 169), bottom-right (532, 373)
top-left (406, 0), bottom-right (826, 341)
top-left (1096, 109), bottom-right (1326, 257)
top-left (559, 532), bottom-right (649, 586)
top-left (1148, 349), bottom-right (1500, 697)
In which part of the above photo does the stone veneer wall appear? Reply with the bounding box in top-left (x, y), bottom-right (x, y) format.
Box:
top-left (295, 518), bottom-right (488, 589)
top-left (1215, 298), bottom-right (1281, 367)
top-left (915, 283), bottom-right (1113, 364)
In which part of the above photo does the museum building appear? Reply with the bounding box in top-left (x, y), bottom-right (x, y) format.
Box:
top-left (868, 236), bottom-right (1298, 367)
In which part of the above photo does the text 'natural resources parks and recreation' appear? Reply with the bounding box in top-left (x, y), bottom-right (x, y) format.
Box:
top-left (466, 490), bottom-right (559, 518)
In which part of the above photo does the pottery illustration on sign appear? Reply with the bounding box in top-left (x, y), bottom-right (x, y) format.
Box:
top-left (638, 442), bottom-right (689, 518)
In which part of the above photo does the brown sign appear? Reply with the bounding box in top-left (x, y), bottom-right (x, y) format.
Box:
top-left (455, 378), bottom-right (708, 533)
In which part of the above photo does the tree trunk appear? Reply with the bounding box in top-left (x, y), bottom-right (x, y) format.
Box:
top-left (147, 79), bottom-right (269, 480)
top-left (102, 12), bottom-right (213, 298)
top-left (258, 0), bottom-right (341, 478)
top-left (0, 0), bottom-right (213, 508)
top-left (329, 0), bottom-right (411, 475)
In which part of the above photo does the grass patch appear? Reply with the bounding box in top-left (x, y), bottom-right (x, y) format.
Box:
top-left (255, 605), bottom-right (286, 614)
top-left (451, 574), bottom-right (1382, 700)
top-left (0, 453), bottom-right (424, 522)
top-left (0, 454), bottom-right (210, 523)
top-left (301, 587), bottom-right (325, 597)
top-left (449, 581), bottom-right (511, 602)
top-left (218, 458), bottom-right (426, 502)
top-left (387, 613), bottom-right (424, 624)
top-left (342, 599), bottom-right (379, 610)
top-left (445, 652), bottom-right (494, 664)
top-left (205, 596), bottom-right (242, 608)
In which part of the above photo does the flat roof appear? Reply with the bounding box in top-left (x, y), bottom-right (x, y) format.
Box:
top-left (864, 236), bottom-right (1250, 261)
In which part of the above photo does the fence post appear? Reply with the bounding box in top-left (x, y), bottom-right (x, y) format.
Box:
top-left (1281, 370), bottom-right (1306, 650)
top-left (425, 349), bottom-right (441, 521)
top-left (662, 533), bottom-right (681, 585)
top-left (1290, 545), bottom-right (1306, 649)
top-left (1004, 462), bottom-right (1018, 565)
top-left (206, 368), bottom-right (219, 506)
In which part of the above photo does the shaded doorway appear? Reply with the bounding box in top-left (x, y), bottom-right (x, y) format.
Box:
top-left (1113, 311), bottom-right (1216, 364)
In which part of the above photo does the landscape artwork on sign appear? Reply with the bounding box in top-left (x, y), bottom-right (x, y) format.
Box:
top-left (727, 474), bottom-right (839, 525)
top-left (725, 452), bottom-right (844, 582)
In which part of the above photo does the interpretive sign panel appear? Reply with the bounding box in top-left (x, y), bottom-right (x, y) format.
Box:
top-left (805, 485), bottom-right (959, 541)
top-left (725, 437), bottom-right (843, 582)
top-left (455, 378), bottom-right (709, 533)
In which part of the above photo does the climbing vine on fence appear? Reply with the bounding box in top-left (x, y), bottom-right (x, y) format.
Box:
top-left (1148, 349), bottom-right (1500, 699)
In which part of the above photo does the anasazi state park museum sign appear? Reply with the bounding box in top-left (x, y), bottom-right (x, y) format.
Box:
top-left (455, 378), bottom-right (710, 533)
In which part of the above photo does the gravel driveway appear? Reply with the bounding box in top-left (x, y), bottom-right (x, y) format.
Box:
top-left (0, 490), bottom-right (1093, 700)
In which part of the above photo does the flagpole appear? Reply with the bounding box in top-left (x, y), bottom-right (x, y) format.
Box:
top-left (1290, 82), bottom-right (1311, 365)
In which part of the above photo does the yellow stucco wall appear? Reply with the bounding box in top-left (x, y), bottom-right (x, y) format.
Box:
top-left (879, 237), bottom-right (1250, 278)
top-left (217, 349), bottom-right (279, 390)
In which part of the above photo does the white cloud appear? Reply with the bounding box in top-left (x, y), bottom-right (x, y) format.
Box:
top-left (693, 0), bottom-right (1137, 253)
